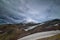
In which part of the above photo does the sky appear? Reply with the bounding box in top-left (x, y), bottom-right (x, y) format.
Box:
top-left (0, 0), bottom-right (60, 24)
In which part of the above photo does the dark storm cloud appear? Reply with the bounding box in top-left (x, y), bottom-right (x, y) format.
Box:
top-left (0, 0), bottom-right (26, 24)
top-left (0, 0), bottom-right (60, 24)
top-left (24, 0), bottom-right (60, 22)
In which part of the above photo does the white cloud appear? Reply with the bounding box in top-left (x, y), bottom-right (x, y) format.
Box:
top-left (25, 17), bottom-right (38, 23)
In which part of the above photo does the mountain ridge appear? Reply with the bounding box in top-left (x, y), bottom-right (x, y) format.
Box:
top-left (0, 19), bottom-right (60, 40)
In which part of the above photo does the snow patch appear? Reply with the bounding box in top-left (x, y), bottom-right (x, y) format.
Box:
top-left (18, 30), bottom-right (60, 40)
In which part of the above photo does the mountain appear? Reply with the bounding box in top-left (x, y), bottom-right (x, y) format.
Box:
top-left (28, 19), bottom-right (60, 33)
top-left (0, 19), bottom-right (60, 40)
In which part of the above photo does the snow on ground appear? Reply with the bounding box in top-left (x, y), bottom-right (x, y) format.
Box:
top-left (24, 25), bottom-right (39, 31)
top-left (24, 23), bottom-right (44, 31)
top-left (18, 30), bottom-right (60, 40)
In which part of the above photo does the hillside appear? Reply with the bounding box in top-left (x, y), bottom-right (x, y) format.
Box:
top-left (0, 19), bottom-right (60, 40)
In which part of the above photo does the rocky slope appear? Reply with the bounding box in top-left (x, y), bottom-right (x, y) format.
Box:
top-left (0, 19), bottom-right (60, 40)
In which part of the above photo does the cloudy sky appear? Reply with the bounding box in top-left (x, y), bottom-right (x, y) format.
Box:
top-left (0, 0), bottom-right (60, 24)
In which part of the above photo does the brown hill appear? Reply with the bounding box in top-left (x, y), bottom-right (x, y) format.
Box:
top-left (0, 19), bottom-right (60, 40)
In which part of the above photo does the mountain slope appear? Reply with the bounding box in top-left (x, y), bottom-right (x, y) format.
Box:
top-left (0, 19), bottom-right (60, 40)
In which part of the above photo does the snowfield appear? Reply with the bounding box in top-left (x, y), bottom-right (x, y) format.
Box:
top-left (18, 30), bottom-right (60, 40)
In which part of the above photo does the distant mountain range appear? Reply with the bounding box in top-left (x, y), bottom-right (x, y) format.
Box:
top-left (0, 19), bottom-right (60, 40)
